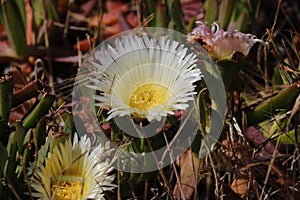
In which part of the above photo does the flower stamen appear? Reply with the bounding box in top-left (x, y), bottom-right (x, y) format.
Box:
top-left (52, 181), bottom-right (82, 200)
top-left (129, 83), bottom-right (171, 111)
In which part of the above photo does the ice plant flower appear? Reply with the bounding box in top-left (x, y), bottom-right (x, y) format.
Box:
top-left (188, 22), bottom-right (265, 59)
top-left (87, 34), bottom-right (202, 122)
top-left (31, 135), bottom-right (115, 200)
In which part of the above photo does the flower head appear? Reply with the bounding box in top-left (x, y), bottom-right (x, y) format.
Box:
top-left (86, 34), bottom-right (202, 122)
top-left (31, 135), bottom-right (115, 200)
top-left (188, 22), bottom-right (265, 59)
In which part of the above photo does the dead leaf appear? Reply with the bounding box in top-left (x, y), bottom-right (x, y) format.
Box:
top-left (58, 0), bottom-right (69, 15)
top-left (7, 64), bottom-right (35, 121)
top-left (9, 63), bottom-right (32, 87)
top-left (125, 12), bottom-right (138, 28)
top-left (0, 23), bottom-right (4, 32)
top-left (78, 0), bottom-right (97, 17)
top-left (246, 126), bottom-right (282, 156)
top-left (52, 55), bottom-right (80, 63)
top-left (89, 0), bottom-right (128, 27)
top-left (231, 178), bottom-right (248, 197)
top-left (119, 12), bottom-right (133, 31)
top-left (173, 149), bottom-right (202, 199)
top-left (0, 41), bottom-right (20, 60)
top-left (106, 0), bottom-right (128, 13)
top-left (181, 0), bottom-right (204, 24)
top-left (73, 37), bottom-right (94, 52)
top-left (25, 0), bottom-right (34, 45)
top-left (102, 23), bottom-right (122, 37)
top-left (10, 101), bottom-right (33, 122)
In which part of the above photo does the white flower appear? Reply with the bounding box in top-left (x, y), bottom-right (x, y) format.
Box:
top-left (86, 34), bottom-right (202, 122)
top-left (31, 135), bottom-right (115, 200)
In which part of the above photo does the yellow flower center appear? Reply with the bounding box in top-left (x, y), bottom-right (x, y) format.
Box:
top-left (52, 181), bottom-right (83, 200)
top-left (129, 83), bottom-right (171, 111)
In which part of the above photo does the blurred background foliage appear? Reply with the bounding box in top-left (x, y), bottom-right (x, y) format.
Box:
top-left (0, 0), bottom-right (300, 199)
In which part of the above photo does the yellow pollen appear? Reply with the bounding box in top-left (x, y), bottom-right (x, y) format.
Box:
top-left (129, 83), bottom-right (171, 111)
top-left (52, 181), bottom-right (83, 200)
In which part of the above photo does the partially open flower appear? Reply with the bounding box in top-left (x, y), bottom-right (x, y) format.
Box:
top-left (86, 34), bottom-right (202, 122)
top-left (31, 135), bottom-right (115, 200)
top-left (188, 22), bottom-right (265, 59)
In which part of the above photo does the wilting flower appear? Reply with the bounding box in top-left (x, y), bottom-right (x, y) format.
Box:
top-left (87, 34), bottom-right (202, 122)
top-left (31, 135), bottom-right (115, 200)
top-left (188, 22), bottom-right (265, 59)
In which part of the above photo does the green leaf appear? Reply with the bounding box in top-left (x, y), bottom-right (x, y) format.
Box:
top-left (0, 0), bottom-right (27, 57)
top-left (32, 0), bottom-right (58, 27)
top-left (231, 0), bottom-right (250, 32)
top-left (216, 59), bottom-right (243, 91)
top-left (154, 6), bottom-right (166, 28)
top-left (204, 0), bottom-right (219, 24)
top-left (0, 142), bottom-right (7, 175)
top-left (247, 82), bottom-right (300, 125)
top-left (0, 74), bottom-right (13, 146)
top-left (273, 67), bottom-right (290, 86)
top-left (146, 0), bottom-right (156, 26)
top-left (5, 133), bottom-right (18, 188)
top-left (187, 17), bottom-right (196, 33)
top-left (260, 116), bottom-right (300, 145)
top-left (14, 0), bottom-right (26, 25)
top-left (22, 93), bottom-right (55, 129)
top-left (0, 74), bottom-right (13, 123)
top-left (198, 93), bottom-right (207, 129)
top-left (14, 122), bottom-right (26, 154)
top-left (166, 0), bottom-right (184, 33)
top-left (63, 113), bottom-right (75, 135)
top-left (218, 0), bottom-right (237, 29)
top-left (27, 136), bottom-right (51, 176)
top-left (35, 118), bottom-right (47, 148)
top-left (38, 136), bottom-right (51, 166)
top-left (278, 129), bottom-right (300, 144)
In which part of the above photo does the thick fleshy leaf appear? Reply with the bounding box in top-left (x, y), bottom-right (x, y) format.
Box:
top-left (247, 82), bottom-right (300, 125)
top-left (22, 93), bottom-right (55, 129)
